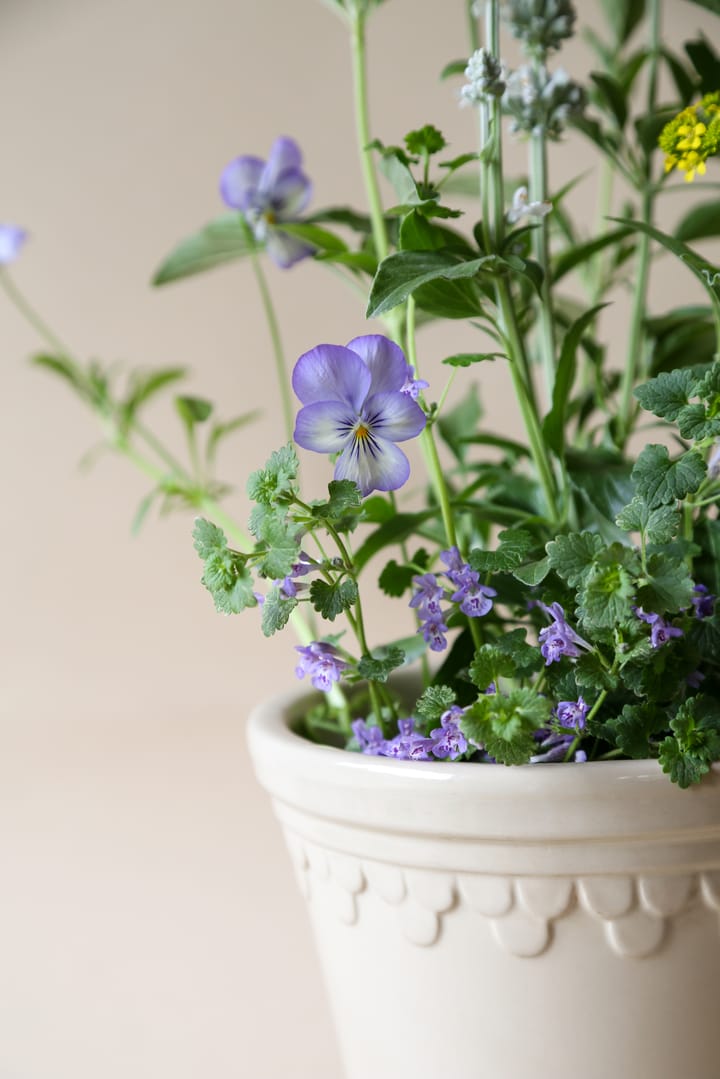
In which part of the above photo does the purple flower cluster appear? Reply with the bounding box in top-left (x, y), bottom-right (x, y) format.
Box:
top-left (295, 641), bottom-right (348, 692)
top-left (692, 583), bottom-right (715, 620)
top-left (352, 705), bottom-right (469, 761)
top-left (277, 552), bottom-right (317, 599)
top-left (555, 696), bottom-right (589, 732)
top-left (220, 136), bottom-right (313, 268)
top-left (537, 602), bottom-right (590, 665)
top-left (633, 607), bottom-right (683, 649)
top-left (531, 729), bottom-right (587, 764)
top-left (410, 547), bottom-right (497, 653)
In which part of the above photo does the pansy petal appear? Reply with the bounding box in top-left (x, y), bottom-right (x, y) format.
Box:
top-left (219, 156), bottom-right (265, 211)
top-left (363, 392), bottom-right (426, 441)
top-left (294, 400), bottom-right (354, 453)
top-left (292, 344), bottom-right (371, 409)
top-left (268, 168), bottom-right (312, 217)
top-left (346, 334), bottom-right (408, 395)
top-left (262, 136), bottom-right (303, 189)
top-left (335, 436), bottom-right (410, 496)
top-left (265, 229), bottom-right (314, 269)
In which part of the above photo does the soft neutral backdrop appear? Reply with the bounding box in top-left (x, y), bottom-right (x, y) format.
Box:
top-left (2, 1), bottom-right (717, 1076)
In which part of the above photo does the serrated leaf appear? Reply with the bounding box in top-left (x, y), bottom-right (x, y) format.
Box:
top-left (578, 562), bottom-right (635, 629)
top-left (495, 628), bottom-right (543, 679)
top-left (441, 352), bottom-right (505, 367)
top-left (311, 479), bottom-right (362, 521)
top-left (633, 369), bottom-right (695, 421)
top-left (247, 444), bottom-right (299, 505)
top-left (638, 555), bottom-right (695, 613)
top-left (676, 403), bottom-right (720, 441)
top-left (261, 587), bottom-right (297, 637)
top-left (357, 646), bottom-right (406, 683)
top-left (192, 517), bottom-right (227, 559)
top-left (631, 445), bottom-right (706, 509)
top-left (512, 556), bottom-right (551, 586)
top-left (546, 532), bottom-right (605, 587)
top-left (257, 516), bottom-right (302, 580)
top-left (469, 645), bottom-right (515, 691)
top-left (615, 498), bottom-right (680, 544)
top-left (598, 703), bottom-right (664, 759)
top-left (469, 529), bottom-right (535, 572)
top-left (573, 652), bottom-right (618, 692)
top-left (309, 578), bottom-right (358, 621)
top-left (378, 559), bottom-right (415, 597)
top-left (415, 684), bottom-right (457, 723)
top-left (461, 690), bottom-right (550, 765)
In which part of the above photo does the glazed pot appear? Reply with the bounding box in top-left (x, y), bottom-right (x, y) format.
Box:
top-left (248, 684), bottom-right (720, 1079)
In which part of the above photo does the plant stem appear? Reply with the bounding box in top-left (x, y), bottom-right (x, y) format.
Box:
top-left (247, 236), bottom-right (295, 445)
top-left (529, 105), bottom-right (557, 401)
top-left (0, 268), bottom-right (74, 357)
top-left (616, 0), bottom-right (661, 448)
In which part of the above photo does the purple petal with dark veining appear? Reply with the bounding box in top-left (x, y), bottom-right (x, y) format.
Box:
top-left (294, 400), bottom-right (355, 453)
top-left (265, 228), bottom-right (314, 268)
top-left (346, 334), bottom-right (408, 395)
top-left (334, 436), bottom-right (410, 496)
top-left (292, 344), bottom-right (371, 409)
top-left (219, 156), bottom-right (265, 210)
top-left (363, 391), bottom-right (426, 441)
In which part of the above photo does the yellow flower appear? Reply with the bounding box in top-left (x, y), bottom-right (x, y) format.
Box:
top-left (658, 93), bottom-right (720, 181)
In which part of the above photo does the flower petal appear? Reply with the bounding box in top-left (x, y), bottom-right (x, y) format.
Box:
top-left (334, 435), bottom-right (410, 496)
top-left (265, 228), bottom-right (314, 268)
top-left (363, 392), bottom-right (426, 441)
top-left (0, 225), bottom-right (27, 264)
top-left (266, 168), bottom-right (312, 217)
top-left (219, 156), bottom-right (265, 211)
top-left (292, 344), bottom-right (371, 409)
top-left (294, 400), bottom-right (354, 453)
top-left (262, 136), bottom-right (303, 189)
top-left (346, 334), bottom-right (408, 395)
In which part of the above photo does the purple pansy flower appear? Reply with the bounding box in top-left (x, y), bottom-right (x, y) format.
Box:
top-left (220, 137), bottom-right (313, 268)
top-left (537, 601), bottom-right (590, 665)
top-left (555, 696), bottom-right (589, 732)
top-left (0, 225), bottom-right (27, 265)
top-left (633, 607), bottom-right (684, 649)
top-left (294, 641), bottom-right (348, 691)
top-left (292, 335), bottom-right (426, 496)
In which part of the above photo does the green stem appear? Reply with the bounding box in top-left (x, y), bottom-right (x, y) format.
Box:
top-left (616, 0), bottom-right (661, 448)
top-left (247, 236), bottom-right (294, 445)
top-left (0, 268), bottom-right (74, 356)
top-left (529, 114), bottom-right (557, 402)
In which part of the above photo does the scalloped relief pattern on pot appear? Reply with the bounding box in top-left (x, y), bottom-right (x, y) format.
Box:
top-left (283, 832), bottom-right (720, 957)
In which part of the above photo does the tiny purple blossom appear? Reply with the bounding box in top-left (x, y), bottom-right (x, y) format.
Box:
top-left (429, 706), bottom-right (468, 760)
top-left (421, 615), bottom-right (449, 652)
top-left (692, 583), bottom-right (715, 620)
top-left (400, 366), bottom-right (430, 400)
top-left (555, 697), bottom-right (589, 732)
top-left (352, 718), bottom-right (386, 755)
top-left (410, 573), bottom-right (445, 613)
top-left (293, 335), bottom-right (426, 496)
top-left (452, 580), bottom-right (497, 618)
top-left (530, 729), bottom-right (575, 763)
top-left (537, 602), bottom-right (590, 665)
top-left (294, 641), bottom-right (348, 692)
top-left (220, 137), bottom-right (313, 268)
top-left (633, 607), bottom-right (683, 649)
top-left (440, 546), bottom-right (465, 580)
top-left (0, 225), bottom-right (27, 264)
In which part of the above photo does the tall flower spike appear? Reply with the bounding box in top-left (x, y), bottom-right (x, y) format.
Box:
top-left (220, 136), bottom-right (314, 267)
top-left (503, 0), bottom-right (577, 58)
top-left (292, 335), bottom-right (426, 497)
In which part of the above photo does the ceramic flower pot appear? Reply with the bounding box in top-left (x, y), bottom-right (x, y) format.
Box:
top-left (248, 684), bottom-right (720, 1079)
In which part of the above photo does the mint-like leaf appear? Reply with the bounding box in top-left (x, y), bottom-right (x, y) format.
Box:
top-left (357, 646), bottom-right (406, 683)
top-left (311, 479), bottom-right (362, 522)
top-left (469, 529), bottom-right (535, 572)
top-left (578, 561), bottom-right (635, 629)
top-left (247, 444), bottom-right (299, 505)
top-left (546, 531), bottom-right (604, 587)
top-left (415, 685), bottom-right (456, 723)
top-left (193, 517), bottom-right (226, 559)
top-left (631, 445), bottom-right (706, 509)
top-left (469, 645), bottom-right (515, 691)
top-left (462, 690), bottom-right (550, 766)
top-left (261, 587), bottom-right (297, 637)
top-left (309, 578), bottom-right (358, 621)
top-left (633, 369), bottom-right (695, 421)
top-left (616, 498), bottom-right (680, 545)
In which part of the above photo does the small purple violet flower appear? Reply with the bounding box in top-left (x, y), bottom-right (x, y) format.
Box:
top-left (555, 697), bottom-right (589, 732)
top-left (633, 607), bottom-right (684, 649)
top-left (530, 729), bottom-right (583, 763)
top-left (351, 718), bottom-right (386, 755)
top-left (292, 335), bottom-right (426, 496)
top-left (220, 137), bottom-right (313, 268)
top-left (0, 225), bottom-right (27, 265)
top-left (400, 366), bottom-right (429, 400)
top-left (692, 583), bottom-right (715, 620)
top-left (429, 706), bottom-right (468, 760)
top-left (294, 641), bottom-right (348, 692)
top-left (537, 602), bottom-right (590, 665)
top-left (421, 614), bottom-right (449, 653)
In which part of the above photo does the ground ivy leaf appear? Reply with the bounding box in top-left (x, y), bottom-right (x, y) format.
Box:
top-left (469, 529), bottom-right (535, 572)
top-left (597, 703), bottom-right (665, 759)
top-left (573, 652), bottom-right (618, 692)
top-left (545, 531), bottom-right (604, 587)
top-left (633, 369), bottom-right (695, 420)
top-left (256, 516), bottom-right (302, 580)
top-left (311, 479), bottom-right (362, 521)
top-left (261, 587), bottom-right (297, 637)
top-left (494, 628), bottom-right (543, 678)
top-left (462, 689), bottom-right (550, 765)
top-left (469, 645), bottom-right (515, 691)
top-left (357, 646), bottom-right (406, 683)
top-left (192, 517), bottom-right (226, 560)
top-left (512, 556), bottom-right (551, 586)
top-left (631, 445), bottom-right (706, 509)
top-left (676, 403), bottom-right (720, 441)
top-left (638, 555), bottom-right (695, 613)
top-left (415, 684), bottom-right (456, 723)
top-left (309, 578), bottom-right (358, 621)
top-left (615, 498), bottom-right (680, 545)
top-left (247, 444), bottom-right (299, 505)
top-left (578, 562), bottom-right (635, 629)
top-left (378, 559), bottom-right (415, 597)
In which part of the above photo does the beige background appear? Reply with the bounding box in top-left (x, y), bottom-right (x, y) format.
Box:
top-left (1, 1), bottom-right (717, 1076)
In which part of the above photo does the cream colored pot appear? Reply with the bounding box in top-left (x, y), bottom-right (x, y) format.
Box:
top-left (248, 685), bottom-right (720, 1079)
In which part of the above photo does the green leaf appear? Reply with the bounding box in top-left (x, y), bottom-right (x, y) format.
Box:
top-left (469, 529), bottom-right (535, 572)
top-left (512, 556), bottom-right (551, 586)
top-left (261, 587), bottom-right (297, 637)
top-left (462, 690), bottom-right (551, 766)
top-left (175, 395), bottom-right (213, 426)
top-left (686, 35), bottom-right (720, 96)
top-left (353, 510), bottom-right (437, 571)
top-left (192, 518), bottom-right (256, 615)
top-left (378, 558), bottom-right (417, 597)
top-left (256, 516), bottom-right (302, 580)
top-left (495, 628), bottom-right (544, 679)
top-left (192, 517), bottom-right (226, 560)
top-left (546, 531), bottom-right (605, 587)
top-left (311, 479), bottom-right (362, 521)
top-left (598, 703), bottom-right (664, 759)
top-left (357, 646), bottom-right (406, 684)
top-left (153, 213), bottom-right (253, 285)
top-left (247, 444), bottom-right (299, 505)
top-left (543, 303), bottom-right (608, 456)
top-left (207, 410), bottom-right (261, 465)
top-left (468, 645), bottom-right (515, 691)
top-left (659, 695), bottom-right (720, 787)
top-left (441, 351), bottom-right (505, 367)
top-left (366, 250), bottom-right (505, 318)
top-left (676, 202), bottom-right (720, 244)
top-left (610, 217), bottom-right (720, 311)
top-left (631, 445), bottom-right (706, 509)
top-left (684, 0), bottom-right (720, 15)
top-left (590, 71), bottom-right (628, 128)
top-left (415, 685), bottom-right (456, 723)
top-left (638, 555), bottom-right (695, 613)
top-left (616, 498), bottom-right (680, 545)
top-left (309, 578), bottom-right (358, 621)
top-left (124, 367), bottom-right (187, 415)
top-left (279, 221), bottom-right (347, 254)
top-left (600, 0), bottom-right (646, 43)
top-left (553, 228), bottom-right (632, 283)
top-left (633, 369), bottom-right (696, 421)
top-left (676, 403), bottom-right (720, 441)
top-left (573, 652), bottom-right (618, 692)
top-left (578, 561), bottom-right (635, 629)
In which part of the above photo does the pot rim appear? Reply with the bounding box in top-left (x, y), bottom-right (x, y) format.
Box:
top-left (248, 683), bottom-right (720, 845)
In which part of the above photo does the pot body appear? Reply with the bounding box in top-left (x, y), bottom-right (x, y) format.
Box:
top-left (248, 686), bottom-right (720, 1079)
